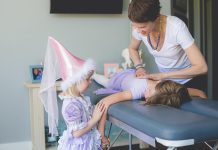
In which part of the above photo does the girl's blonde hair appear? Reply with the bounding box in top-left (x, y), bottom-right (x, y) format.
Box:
top-left (60, 70), bottom-right (94, 98)
top-left (60, 84), bottom-right (78, 98)
top-left (145, 80), bottom-right (191, 108)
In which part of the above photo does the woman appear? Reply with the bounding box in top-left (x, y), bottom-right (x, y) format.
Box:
top-left (128, 0), bottom-right (207, 89)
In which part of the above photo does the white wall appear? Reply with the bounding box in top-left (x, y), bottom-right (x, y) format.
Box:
top-left (0, 0), bottom-right (130, 144)
top-left (160, 0), bottom-right (171, 15)
top-left (0, 141), bottom-right (31, 150)
top-left (0, 0), bottom-right (170, 146)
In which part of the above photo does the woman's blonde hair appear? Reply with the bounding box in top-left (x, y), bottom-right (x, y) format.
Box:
top-left (145, 80), bottom-right (191, 108)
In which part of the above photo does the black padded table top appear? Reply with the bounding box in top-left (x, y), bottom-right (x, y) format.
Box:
top-left (108, 100), bottom-right (218, 142)
top-left (86, 81), bottom-right (218, 143)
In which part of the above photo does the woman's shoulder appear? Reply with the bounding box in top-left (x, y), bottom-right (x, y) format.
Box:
top-left (165, 16), bottom-right (188, 38)
top-left (167, 16), bottom-right (185, 28)
top-left (167, 16), bottom-right (183, 23)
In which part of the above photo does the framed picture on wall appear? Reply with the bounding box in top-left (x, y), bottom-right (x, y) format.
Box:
top-left (30, 65), bottom-right (43, 83)
top-left (104, 63), bottom-right (119, 78)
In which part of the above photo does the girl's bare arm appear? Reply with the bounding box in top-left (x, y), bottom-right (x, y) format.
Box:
top-left (101, 91), bottom-right (133, 107)
top-left (188, 88), bottom-right (207, 99)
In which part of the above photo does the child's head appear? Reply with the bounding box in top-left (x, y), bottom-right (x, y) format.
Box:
top-left (62, 70), bottom-right (94, 96)
top-left (76, 70), bottom-right (94, 93)
top-left (145, 80), bottom-right (191, 108)
top-left (39, 37), bottom-right (95, 135)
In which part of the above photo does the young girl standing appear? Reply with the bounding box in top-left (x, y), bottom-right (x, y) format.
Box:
top-left (39, 37), bottom-right (105, 150)
top-left (58, 71), bottom-right (105, 150)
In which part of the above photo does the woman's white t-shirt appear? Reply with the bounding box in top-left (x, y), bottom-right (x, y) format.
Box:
top-left (132, 16), bottom-right (194, 84)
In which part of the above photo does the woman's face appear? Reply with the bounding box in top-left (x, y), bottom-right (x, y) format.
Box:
top-left (132, 21), bottom-right (156, 36)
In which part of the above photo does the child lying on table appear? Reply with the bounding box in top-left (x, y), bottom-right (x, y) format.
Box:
top-left (93, 69), bottom-right (207, 149)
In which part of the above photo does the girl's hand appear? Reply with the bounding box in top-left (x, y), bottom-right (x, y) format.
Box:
top-left (135, 68), bottom-right (148, 77)
top-left (198, 91), bottom-right (207, 99)
top-left (187, 88), bottom-right (207, 99)
top-left (92, 102), bottom-right (106, 122)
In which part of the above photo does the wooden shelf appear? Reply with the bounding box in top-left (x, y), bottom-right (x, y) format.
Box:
top-left (24, 82), bottom-right (61, 150)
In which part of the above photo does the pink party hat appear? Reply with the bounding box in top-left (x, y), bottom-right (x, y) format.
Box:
top-left (39, 36), bottom-right (95, 135)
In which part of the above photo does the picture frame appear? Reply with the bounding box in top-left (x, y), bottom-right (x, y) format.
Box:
top-left (173, 0), bottom-right (187, 13)
top-left (29, 65), bottom-right (43, 83)
top-left (104, 63), bottom-right (119, 78)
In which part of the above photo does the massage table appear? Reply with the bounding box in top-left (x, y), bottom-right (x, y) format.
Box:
top-left (86, 81), bottom-right (218, 150)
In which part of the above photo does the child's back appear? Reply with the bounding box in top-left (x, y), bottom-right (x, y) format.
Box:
top-left (95, 69), bottom-right (148, 100)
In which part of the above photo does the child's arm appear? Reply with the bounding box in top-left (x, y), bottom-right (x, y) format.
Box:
top-left (98, 91), bottom-right (133, 139)
top-left (101, 91), bottom-right (133, 107)
top-left (187, 88), bottom-right (207, 99)
top-left (72, 102), bottom-right (105, 138)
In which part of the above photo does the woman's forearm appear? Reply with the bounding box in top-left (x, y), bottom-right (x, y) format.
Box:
top-left (166, 43), bottom-right (207, 79)
top-left (128, 37), bottom-right (142, 66)
top-left (129, 47), bottom-right (141, 65)
top-left (163, 64), bottom-right (208, 79)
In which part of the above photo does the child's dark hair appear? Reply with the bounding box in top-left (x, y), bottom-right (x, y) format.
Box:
top-left (145, 80), bottom-right (191, 108)
top-left (128, 0), bottom-right (161, 23)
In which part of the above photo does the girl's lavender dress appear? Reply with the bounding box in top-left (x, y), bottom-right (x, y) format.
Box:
top-left (95, 69), bottom-right (148, 100)
top-left (58, 95), bottom-right (102, 150)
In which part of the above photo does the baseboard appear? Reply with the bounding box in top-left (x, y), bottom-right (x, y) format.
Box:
top-left (0, 141), bottom-right (31, 150)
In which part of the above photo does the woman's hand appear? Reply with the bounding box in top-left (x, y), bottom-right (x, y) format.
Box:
top-left (92, 102), bottom-right (106, 122)
top-left (135, 68), bottom-right (148, 77)
top-left (139, 72), bottom-right (166, 81)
